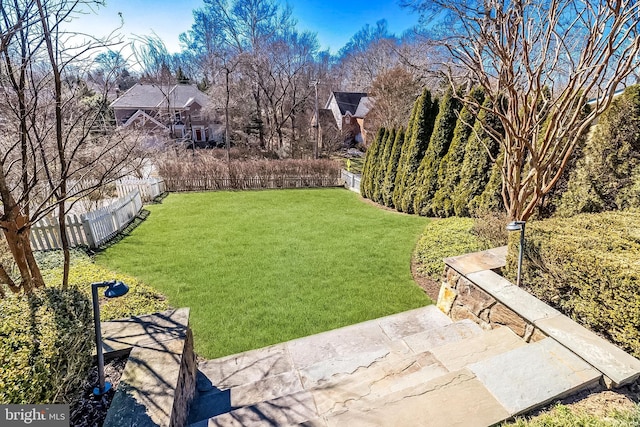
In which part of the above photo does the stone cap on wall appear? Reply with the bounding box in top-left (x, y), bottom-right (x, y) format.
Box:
top-left (442, 249), bottom-right (640, 388)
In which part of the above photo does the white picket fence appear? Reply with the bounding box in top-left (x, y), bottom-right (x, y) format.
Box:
top-left (30, 190), bottom-right (143, 251)
top-left (116, 178), bottom-right (165, 202)
top-left (341, 170), bottom-right (361, 193)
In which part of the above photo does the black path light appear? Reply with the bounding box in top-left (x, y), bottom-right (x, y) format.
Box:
top-left (92, 280), bottom-right (129, 396)
top-left (506, 221), bottom-right (526, 287)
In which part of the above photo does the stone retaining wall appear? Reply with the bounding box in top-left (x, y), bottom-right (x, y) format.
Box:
top-left (171, 327), bottom-right (197, 427)
top-left (437, 265), bottom-right (546, 343)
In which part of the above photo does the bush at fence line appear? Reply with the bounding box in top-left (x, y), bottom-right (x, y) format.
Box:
top-left (505, 210), bottom-right (640, 357)
top-left (0, 288), bottom-right (93, 404)
top-left (155, 151), bottom-right (342, 186)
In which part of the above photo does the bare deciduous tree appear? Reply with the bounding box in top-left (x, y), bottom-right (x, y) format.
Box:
top-left (403, 0), bottom-right (640, 220)
top-left (0, 0), bottom-right (142, 293)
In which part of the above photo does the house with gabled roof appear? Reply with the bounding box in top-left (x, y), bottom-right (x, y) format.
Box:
top-left (110, 83), bottom-right (222, 146)
top-left (324, 91), bottom-right (374, 146)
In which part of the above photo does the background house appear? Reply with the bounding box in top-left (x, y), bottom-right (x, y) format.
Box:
top-left (110, 83), bottom-right (223, 146)
top-left (324, 91), bottom-right (373, 146)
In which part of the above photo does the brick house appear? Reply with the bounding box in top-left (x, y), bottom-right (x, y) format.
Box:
top-left (323, 91), bottom-right (373, 146)
top-left (110, 83), bottom-right (222, 146)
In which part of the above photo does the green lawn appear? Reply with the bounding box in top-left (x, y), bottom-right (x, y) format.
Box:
top-left (97, 189), bottom-right (430, 358)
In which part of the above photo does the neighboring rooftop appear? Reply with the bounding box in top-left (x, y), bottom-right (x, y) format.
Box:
top-left (328, 92), bottom-right (368, 115)
top-left (354, 96), bottom-right (374, 118)
top-left (110, 83), bottom-right (209, 110)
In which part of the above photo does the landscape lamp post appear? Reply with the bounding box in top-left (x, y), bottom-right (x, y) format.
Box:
top-left (506, 221), bottom-right (526, 287)
top-left (92, 280), bottom-right (129, 396)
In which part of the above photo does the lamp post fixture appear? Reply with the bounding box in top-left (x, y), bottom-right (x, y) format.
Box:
top-left (92, 280), bottom-right (129, 396)
top-left (506, 221), bottom-right (526, 287)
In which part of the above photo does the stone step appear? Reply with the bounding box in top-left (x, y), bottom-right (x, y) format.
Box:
top-left (312, 326), bottom-right (525, 421)
top-left (188, 307), bottom-right (474, 425)
top-left (429, 325), bottom-right (527, 371)
top-left (286, 305), bottom-right (453, 373)
top-left (468, 337), bottom-right (602, 416)
top-left (189, 390), bottom-right (318, 427)
top-left (297, 319), bottom-right (483, 389)
top-left (323, 368), bottom-right (510, 427)
top-left (321, 336), bottom-right (601, 426)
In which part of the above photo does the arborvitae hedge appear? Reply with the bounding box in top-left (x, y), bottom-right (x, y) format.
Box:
top-left (557, 85), bottom-right (640, 216)
top-left (451, 96), bottom-right (502, 217)
top-left (360, 127), bottom-right (385, 198)
top-left (469, 147), bottom-right (504, 215)
top-left (392, 92), bottom-right (423, 210)
top-left (394, 89), bottom-right (439, 213)
top-left (372, 128), bottom-right (395, 203)
top-left (381, 129), bottom-right (406, 208)
top-left (413, 89), bottom-right (462, 216)
top-left (432, 87), bottom-right (485, 217)
top-left (505, 210), bottom-right (640, 357)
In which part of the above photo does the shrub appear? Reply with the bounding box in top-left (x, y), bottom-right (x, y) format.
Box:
top-left (414, 217), bottom-right (491, 281)
top-left (41, 253), bottom-right (169, 321)
top-left (414, 89), bottom-right (462, 216)
top-left (505, 210), bottom-right (640, 357)
top-left (381, 129), bottom-right (406, 208)
top-left (557, 85), bottom-right (640, 217)
top-left (472, 210), bottom-right (509, 248)
top-left (156, 152), bottom-right (342, 191)
top-left (432, 87), bottom-right (485, 217)
top-left (0, 288), bottom-right (93, 404)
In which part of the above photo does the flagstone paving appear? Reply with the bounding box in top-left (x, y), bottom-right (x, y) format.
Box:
top-left (186, 306), bottom-right (606, 426)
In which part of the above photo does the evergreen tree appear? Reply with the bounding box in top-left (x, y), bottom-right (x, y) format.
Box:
top-left (394, 89), bottom-right (439, 213)
top-left (451, 96), bottom-right (502, 217)
top-left (432, 88), bottom-right (485, 217)
top-left (413, 89), bottom-right (462, 216)
top-left (381, 128), bottom-right (406, 207)
top-left (469, 148), bottom-right (505, 215)
top-left (557, 85), bottom-right (640, 216)
top-left (360, 127), bottom-right (385, 198)
top-left (392, 93), bottom-right (422, 209)
top-left (372, 128), bottom-right (396, 203)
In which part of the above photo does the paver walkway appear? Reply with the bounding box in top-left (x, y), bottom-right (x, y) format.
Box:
top-left (186, 305), bottom-right (601, 426)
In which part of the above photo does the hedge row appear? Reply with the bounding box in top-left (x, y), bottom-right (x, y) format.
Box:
top-left (361, 86), bottom-right (503, 218)
top-left (505, 210), bottom-right (640, 357)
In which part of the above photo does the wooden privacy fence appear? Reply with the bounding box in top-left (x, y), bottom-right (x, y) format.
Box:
top-left (341, 170), bottom-right (361, 193)
top-left (116, 177), bottom-right (165, 202)
top-left (30, 190), bottom-right (143, 251)
top-left (163, 176), bottom-right (342, 192)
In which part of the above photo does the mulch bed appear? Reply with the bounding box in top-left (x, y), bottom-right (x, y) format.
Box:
top-left (70, 356), bottom-right (128, 427)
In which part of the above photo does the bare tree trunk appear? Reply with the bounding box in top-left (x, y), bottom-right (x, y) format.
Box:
top-left (225, 67), bottom-right (231, 163)
top-left (254, 84), bottom-right (265, 149)
top-left (36, 0), bottom-right (70, 288)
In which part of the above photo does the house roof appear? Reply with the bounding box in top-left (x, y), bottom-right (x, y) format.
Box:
top-left (316, 109), bottom-right (338, 130)
top-left (354, 97), bottom-right (374, 118)
top-left (110, 83), bottom-right (209, 110)
top-left (327, 92), bottom-right (368, 115)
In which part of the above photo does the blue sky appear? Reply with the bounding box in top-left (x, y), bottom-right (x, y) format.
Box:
top-left (65, 0), bottom-right (419, 55)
